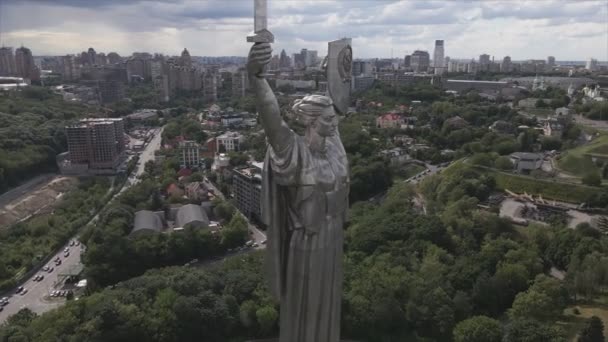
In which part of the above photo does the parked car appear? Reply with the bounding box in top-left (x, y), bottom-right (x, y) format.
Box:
top-left (20, 288), bottom-right (27, 295)
top-left (54, 257), bottom-right (61, 262)
top-left (47, 267), bottom-right (54, 273)
top-left (75, 241), bottom-right (80, 246)
top-left (42, 266), bottom-right (49, 272)
top-left (63, 248), bottom-right (69, 253)
top-left (252, 243), bottom-right (259, 248)
top-left (55, 259), bottom-right (62, 266)
top-left (15, 286), bottom-right (24, 294)
top-left (64, 252), bottom-right (70, 258)
top-left (70, 240), bottom-right (75, 247)
top-left (261, 239), bottom-right (267, 245)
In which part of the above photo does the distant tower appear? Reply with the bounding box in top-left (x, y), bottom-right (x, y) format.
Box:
top-left (433, 40), bottom-right (445, 75)
top-left (501, 56), bottom-right (512, 73)
top-left (180, 48), bottom-right (192, 67)
top-left (87, 47), bottom-right (96, 65)
top-left (0, 47), bottom-right (16, 76)
top-left (547, 56), bottom-right (555, 67)
top-left (279, 49), bottom-right (289, 68)
top-left (15, 46), bottom-right (39, 81)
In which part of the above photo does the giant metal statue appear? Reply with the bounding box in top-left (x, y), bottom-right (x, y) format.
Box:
top-left (246, 0), bottom-right (351, 341)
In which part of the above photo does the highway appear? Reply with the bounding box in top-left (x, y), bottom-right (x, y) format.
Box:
top-left (0, 243), bottom-right (82, 320)
top-left (0, 127), bottom-right (164, 324)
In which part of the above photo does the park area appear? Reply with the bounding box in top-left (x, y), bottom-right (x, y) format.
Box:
top-left (557, 134), bottom-right (608, 178)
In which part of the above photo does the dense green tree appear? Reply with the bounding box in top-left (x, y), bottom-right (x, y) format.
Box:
top-left (578, 316), bottom-right (605, 342)
top-left (505, 319), bottom-right (566, 342)
top-left (582, 172), bottom-right (602, 186)
top-left (453, 315), bottom-right (502, 342)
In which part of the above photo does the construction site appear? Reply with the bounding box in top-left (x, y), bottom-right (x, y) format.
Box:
top-left (0, 175), bottom-right (78, 228)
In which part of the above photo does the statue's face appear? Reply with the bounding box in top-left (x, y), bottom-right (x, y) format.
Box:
top-left (313, 110), bottom-right (338, 137)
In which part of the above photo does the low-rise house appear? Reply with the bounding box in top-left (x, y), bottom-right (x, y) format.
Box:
top-left (376, 113), bottom-right (404, 129)
top-left (510, 152), bottom-right (543, 173)
top-left (380, 147), bottom-right (410, 166)
top-left (166, 183), bottom-right (184, 198)
top-left (543, 120), bottom-right (563, 137)
top-left (394, 135), bottom-right (415, 146)
top-left (185, 182), bottom-right (209, 202)
top-left (216, 131), bottom-right (244, 152)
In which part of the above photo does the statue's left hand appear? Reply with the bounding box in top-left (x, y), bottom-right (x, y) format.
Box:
top-left (247, 43), bottom-right (272, 77)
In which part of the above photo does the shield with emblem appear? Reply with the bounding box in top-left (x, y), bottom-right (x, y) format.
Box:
top-left (326, 38), bottom-right (352, 115)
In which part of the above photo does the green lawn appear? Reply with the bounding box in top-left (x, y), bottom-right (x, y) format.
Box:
top-left (478, 167), bottom-right (602, 203)
top-left (557, 134), bottom-right (608, 177)
top-left (560, 301), bottom-right (608, 341)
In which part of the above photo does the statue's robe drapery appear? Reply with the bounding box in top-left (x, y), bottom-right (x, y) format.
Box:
top-left (262, 130), bottom-right (349, 342)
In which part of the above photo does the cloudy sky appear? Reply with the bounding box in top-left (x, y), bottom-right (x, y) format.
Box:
top-left (1, 0), bottom-right (606, 61)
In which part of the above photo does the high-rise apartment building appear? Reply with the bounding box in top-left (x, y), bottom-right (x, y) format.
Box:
top-left (203, 72), bottom-right (218, 102)
top-left (87, 48), bottom-right (97, 65)
top-left (404, 54), bottom-right (411, 68)
top-left (154, 75), bottom-right (170, 102)
top-left (61, 55), bottom-right (80, 81)
top-left (410, 50), bottom-right (430, 72)
top-left (65, 118), bottom-right (125, 173)
top-left (179, 140), bottom-right (201, 168)
top-left (232, 162), bottom-right (263, 221)
top-left (501, 56), bottom-right (513, 73)
top-left (547, 56), bottom-right (555, 67)
top-left (433, 40), bottom-right (445, 75)
top-left (232, 69), bottom-right (248, 98)
top-left (479, 54), bottom-right (491, 72)
top-left (15, 46), bottom-right (40, 81)
top-left (0, 47), bottom-right (16, 76)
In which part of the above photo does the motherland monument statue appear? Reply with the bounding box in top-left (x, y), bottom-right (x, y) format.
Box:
top-left (246, 0), bottom-right (353, 341)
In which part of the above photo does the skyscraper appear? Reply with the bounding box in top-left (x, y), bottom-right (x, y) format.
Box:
top-left (433, 40), bottom-right (445, 75)
top-left (410, 50), bottom-right (430, 73)
top-left (404, 55), bottom-right (411, 68)
top-left (180, 48), bottom-right (192, 67)
top-left (87, 47), bottom-right (97, 65)
top-left (279, 49), bottom-right (290, 68)
top-left (547, 56), bottom-right (555, 67)
top-left (501, 56), bottom-right (513, 73)
top-left (15, 46), bottom-right (40, 81)
top-left (479, 54), bottom-right (491, 72)
top-left (0, 47), bottom-right (16, 76)
top-left (232, 69), bottom-right (248, 98)
top-left (203, 72), bottom-right (218, 102)
top-left (61, 55), bottom-right (80, 81)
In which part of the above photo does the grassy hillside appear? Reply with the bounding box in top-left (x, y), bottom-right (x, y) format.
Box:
top-left (557, 134), bottom-right (608, 177)
top-left (0, 87), bottom-right (90, 193)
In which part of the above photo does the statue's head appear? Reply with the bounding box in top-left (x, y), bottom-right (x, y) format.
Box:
top-left (292, 94), bottom-right (338, 137)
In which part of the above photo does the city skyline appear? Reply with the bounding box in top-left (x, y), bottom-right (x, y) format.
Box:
top-left (0, 0), bottom-right (606, 60)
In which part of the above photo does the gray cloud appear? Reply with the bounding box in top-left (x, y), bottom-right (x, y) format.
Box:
top-left (1, 0), bottom-right (606, 60)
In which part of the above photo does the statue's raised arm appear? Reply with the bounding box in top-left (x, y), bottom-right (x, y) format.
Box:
top-left (247, 43), bottom-right (293, 153)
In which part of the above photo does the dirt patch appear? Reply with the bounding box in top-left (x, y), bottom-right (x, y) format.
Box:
top-left (562, 304), bottom-right (608, 341)
top-left (0, 177), bottom-right (79, 227)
